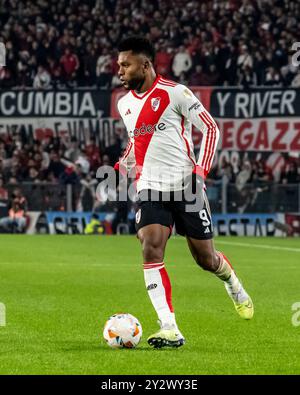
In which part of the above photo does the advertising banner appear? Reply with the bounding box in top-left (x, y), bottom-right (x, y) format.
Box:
top-left (25, 212), bottom-right (300, 237)
top-left (211, 88), bottom-right (300, 152)
top-left (0, 90), bottom-right (118, 148)
top-left (212, 213), bottom-right (287, 236)
top-left (44, 211), bottom-right (115, 235)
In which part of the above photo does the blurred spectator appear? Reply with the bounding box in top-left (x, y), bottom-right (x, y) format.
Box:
top-left (234, 161), bottom-right (253, 213)
top-left (219, 158), bottom-right (235, 183)
top-left (281, 55), bottom-right (298, 86)
top-left (189, 65), bottom-right (206, 86)
top-left (46, 151), bottom-right (66, 180)
top-left (0, 177), bottom-right (8, 200)
top-left (25, 167), bottom-right (42, 183)
top-left (0, 188), bottom-right (27, 233)
top-left (33, 65), bottom-right (51, 89)
top-left (236, 161), bottom-right (252, 192)
top-left (84, 213), bottom-right (104, 234)
top-left (239, 65), bottom-right (257, 88)
top-left (96, 47), bottom-right (113, 88)
top-left (172, 45), bottom-right (192, 78)
top-left (201, 64), bottom-right (220, 86)
top-left (223, 45), bottom-right (238, 85)
top-left (251, 160), bottom-right (273, 183)
top-left (280, 162), bottom-right (300, 184)
top-left (102, 154), bottom-right (111, 166)
top-left (77, 173), bottom-right (98, 212)
top-left (253, 51), bottom-right (268, 85)
top-left (75, 154), bottom-right (90, 175)
top-left (237, 45), bottom-right (253, 70)
top-left (60, 47), bottom-right (80, 86)
top-left (0, 65), bottom-right (14, 88)
top-left (85, 137), bottom-right (101, 171)
top-left (16, 51), bottom-right (34, 87)
top-left (59, 165), bottom-right (80, 185)
top-left (64, 137), bottom-right (82, 163)
top-left (264, 67), bottom-right (283, 86)
top-left (178, 71), bottom-right (189, 85)
top-left (47, 57), bottom-right (62, 88)
top-left (155, 43), bottom-right (173, 78)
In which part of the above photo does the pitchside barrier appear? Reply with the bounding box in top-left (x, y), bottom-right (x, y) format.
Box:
top-left (1, 181), bottom-right (299, 237)
top-left (2, 180), bottom-right (299, 215)
top-left (4, 210), bottom-right (297, 237)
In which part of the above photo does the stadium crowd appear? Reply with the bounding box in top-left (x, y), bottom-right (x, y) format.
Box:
top-left (0, 0), bottom-right (300, 88)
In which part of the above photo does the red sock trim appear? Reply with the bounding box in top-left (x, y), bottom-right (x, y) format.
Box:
top-left (143, 262), bottom-right (164, 270)
top-left (159, 267), bottom-right (174, 313)
top-left (218, 251), bottom-right (234, 270)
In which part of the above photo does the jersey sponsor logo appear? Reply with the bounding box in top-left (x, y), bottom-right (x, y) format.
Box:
top-left (125, 108), bottom-right (131, 116)
top-left (135, 209), bottom-right (141, 224)
top-left (147, 283), bottom-right (158, 291)
top-left (129, 122), bottom-right (166, 138)
top-left (151, 97), bottom-right (161, 112)
top-left (188, 102), bottom-right (201, 111)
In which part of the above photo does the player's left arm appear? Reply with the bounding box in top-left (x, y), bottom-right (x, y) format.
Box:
top-left (174, 85), bottom-right (220, 180)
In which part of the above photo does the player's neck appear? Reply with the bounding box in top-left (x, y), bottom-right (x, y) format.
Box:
top-left (135, 71), bottom-right (157, 94)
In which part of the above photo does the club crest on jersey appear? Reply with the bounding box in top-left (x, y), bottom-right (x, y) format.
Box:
top-left (151, 97), bottom-right (161, 112)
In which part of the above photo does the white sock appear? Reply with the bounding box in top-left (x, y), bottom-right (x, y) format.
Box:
top-left (215, 252), bottom-right (249, 303)
top-left (143, 262), bottom-right (178, 329)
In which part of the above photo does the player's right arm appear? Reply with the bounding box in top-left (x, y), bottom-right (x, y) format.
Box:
top-left (114, 136), bottom-right (135, 175)
top-left (114, 100), bottom-right (136, 176)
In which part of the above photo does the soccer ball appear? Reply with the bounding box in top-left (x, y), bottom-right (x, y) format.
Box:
top-left (103, 313), bottom-right (142, 349)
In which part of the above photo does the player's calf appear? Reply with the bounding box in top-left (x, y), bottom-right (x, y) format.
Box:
top-left (192, 250), bottom-right (220, 272)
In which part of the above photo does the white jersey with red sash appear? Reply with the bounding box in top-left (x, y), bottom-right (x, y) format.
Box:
top-left (116, 75), bottom-right (220, 192)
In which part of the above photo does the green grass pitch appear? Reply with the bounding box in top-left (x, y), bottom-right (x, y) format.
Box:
top-left (0, 235), bottom-right (299, 375)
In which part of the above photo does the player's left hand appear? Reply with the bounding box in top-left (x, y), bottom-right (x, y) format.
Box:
top-left (184, 165), bottom-right (206, 212)
top-left (185, 165), bottom-right (205, 193)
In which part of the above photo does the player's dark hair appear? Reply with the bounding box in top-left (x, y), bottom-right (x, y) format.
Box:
top-left (118, 36), bottom-right (155, 63)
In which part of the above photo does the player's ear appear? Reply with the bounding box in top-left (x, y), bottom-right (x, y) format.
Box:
top-left (143, 60), bottom-right (150, 71)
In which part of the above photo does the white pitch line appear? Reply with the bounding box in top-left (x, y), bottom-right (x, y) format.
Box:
top-left (215, 240), bottom-right (300, 253)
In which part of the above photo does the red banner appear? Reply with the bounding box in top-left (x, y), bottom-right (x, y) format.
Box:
top-left (218, 118), bottom-right (300, 152)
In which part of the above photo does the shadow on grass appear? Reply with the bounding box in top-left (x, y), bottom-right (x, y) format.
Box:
top-left (57, 340), bottom-right (181, 352)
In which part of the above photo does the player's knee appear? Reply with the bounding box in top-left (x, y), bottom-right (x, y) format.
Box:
top-left (195, 252), bottom-right (218, 272)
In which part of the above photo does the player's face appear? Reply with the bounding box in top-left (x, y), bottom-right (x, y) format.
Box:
top-left (117, 51), bottom-right (147, 90)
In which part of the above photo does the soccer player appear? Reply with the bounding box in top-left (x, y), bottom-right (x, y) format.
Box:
top-left (114, 36), bottom-right (254, 349)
